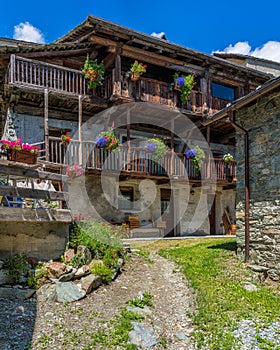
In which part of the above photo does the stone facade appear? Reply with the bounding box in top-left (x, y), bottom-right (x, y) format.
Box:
top-left (235, 90), bottom-right (280, 280)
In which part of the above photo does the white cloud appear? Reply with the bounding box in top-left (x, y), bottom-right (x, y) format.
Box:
top-left (151, 32), bottom-right (167, 40)
top-left (252, 41), bottom-right (280, 63)
top-left (13, 22), bottom-right (45, 44)
top-left (214, 41), bottom-right (280, 63)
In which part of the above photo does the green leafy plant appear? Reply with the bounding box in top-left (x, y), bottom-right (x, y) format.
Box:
top-left (173, 72), bottom-right (196, 105)
top-left (145, 137), bottom-right (167, 162)
top-left (82, 54), bottom-right (105, 89)
top-left (3, 253), bottom-right (29, 282)
top-left (185, 146), bottom-right (205, 173)
top-left (130, 60), bottom-right (147, 74)
top-left (126, 292), bottom-right (153, 308)
top-left (223, 153), bottom-right (234, 163)
top-left (90, 262), bottom-right (113, 284)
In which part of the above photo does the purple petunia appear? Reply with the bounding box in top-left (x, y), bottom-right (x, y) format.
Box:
top-left (95, 135), bottom-right (108, 148)
top-left (175, 77), bottom-right (185, 88)
top-left (185, 149), bottom-right (197, 159)
top-left (145, 142), bottom-right (157, 152)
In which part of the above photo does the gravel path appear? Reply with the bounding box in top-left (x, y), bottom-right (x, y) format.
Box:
top-left (0, 251), bottom-right (197, 350)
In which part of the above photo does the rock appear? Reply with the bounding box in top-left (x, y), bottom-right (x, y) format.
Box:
top-left (56, 281), bottom-right (86, 302)
top-left (0, 287), bottom-right (36, 300)
top-left (127, 305), bottom-right (152, 315)
top-left (75, 265), bottom-right (90, 278)
top-left (46, 262), bottom-right (67, 278)
top-left (37, 284), bottom-right (57, 302)
top-left (80, 274), bottom-right (102, 294)
top-left (0, 260), bottom-right (4, 269)
top-left (129, 322), bottom-right (158, 349)
top-left (175, 332), bottom-right (187, 341)
top-left (242, 282), bottom-right (259, 291)
top-left (248, 265), bottom-right (269, 273)
top-left (58, 268), bottom-right (77, 282)
top-left (77, 245), bottom-right (92, 264)
top-left (0, 270), bottom-right (14, 285)
top-left (64, 249), bottom-right (75, 263)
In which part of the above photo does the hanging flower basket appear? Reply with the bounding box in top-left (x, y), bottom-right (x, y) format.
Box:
top-left (95, 129), bottom-right (119, 152)
top-left (172, 73), bottom-right (196, 105)
top-left (82, 55), bottom-right (105, 90)
top-left (61, 132), bottom-right (71, 145)
top-left (130, 72), bottom-right (141, 81)
top-left (185, 146), bottom-right (205, 174)
top-left (145, 137), bottom-right (167, 162)
top-left (129, 60), bottom-right (147, 81)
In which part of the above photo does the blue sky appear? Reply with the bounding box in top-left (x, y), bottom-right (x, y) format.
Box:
top-left (1, 0), bottom-right (280, 61)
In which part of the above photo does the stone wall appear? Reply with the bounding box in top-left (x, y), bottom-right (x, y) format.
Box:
top-left (235, 90), bottom-right (280, 280)
top-left (0, 221), bottom-right (69, 261)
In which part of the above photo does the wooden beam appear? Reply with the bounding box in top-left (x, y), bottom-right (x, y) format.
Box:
top-left (0, 162), bottom-right (67, 182)
top-left (0, 185), bottom-right (68, 201)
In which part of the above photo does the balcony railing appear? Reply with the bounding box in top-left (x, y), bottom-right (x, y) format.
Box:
top-left (7, 56), bottom-right (230, 114)
top-left (35, 137), bottom-right (236, 182)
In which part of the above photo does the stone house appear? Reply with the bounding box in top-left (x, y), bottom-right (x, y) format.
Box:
top-left (203, 76), bottom-right (280, 280)
top-left (0, 15), bottom-right (272, 239)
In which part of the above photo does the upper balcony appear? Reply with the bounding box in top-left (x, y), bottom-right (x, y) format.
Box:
top-left (6, 55), bottom-right (231, 115)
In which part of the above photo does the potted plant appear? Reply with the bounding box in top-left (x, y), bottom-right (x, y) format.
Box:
top-left (82, 54), bottom-right (105, 90)
top-left (61, 132), bottom-right (71, 145)
top-left (145, 137), bottom-right (167, 162)
top-left (223, 153), bottom-right (234, 163)
top-left (66, 163), bottom-right (84, 179)
top-left (185, 146), bottom-right (205, 174)
top-left (129, 60), bottom-right (147, 81)
top-left (172, 72), bottom-right (196, 105)
top-left (95, 129), bottom-right (119, 152)
top-left (1, 137), bottom-right (38, 164)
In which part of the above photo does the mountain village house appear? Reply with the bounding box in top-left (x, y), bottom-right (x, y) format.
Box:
top-left (0, 15), bottom-right (276, 259)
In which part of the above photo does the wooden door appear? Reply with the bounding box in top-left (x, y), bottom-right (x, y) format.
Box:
top-left (208, 194), bottom-right (216, 235)
top-left (160, 189), bottom-right (174, 237)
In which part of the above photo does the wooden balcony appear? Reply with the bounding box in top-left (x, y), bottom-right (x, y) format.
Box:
top-left (6, 55), bottom-right (229, 114)
top-left (35, 137), bottom-right (236, 183)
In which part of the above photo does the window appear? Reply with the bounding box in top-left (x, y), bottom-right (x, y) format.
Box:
top-left (118, 187), bottom-right (134, 210)
top-left (212, 82), bottom-right (235, 101)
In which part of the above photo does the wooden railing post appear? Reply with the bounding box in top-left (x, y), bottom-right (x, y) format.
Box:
top-left (78, 95), bottom-right (83, 165)
top-left (10, 55), bottom-right (16, 84)
top-left (44, 89), bottom-right (49, 161)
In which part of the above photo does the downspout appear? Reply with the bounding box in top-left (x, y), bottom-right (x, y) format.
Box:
top-left (228, 114), bottom-right (250, 263)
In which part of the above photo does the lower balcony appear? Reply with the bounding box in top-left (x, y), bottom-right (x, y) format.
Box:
top-left (36, 137), bottom-right (236, 183)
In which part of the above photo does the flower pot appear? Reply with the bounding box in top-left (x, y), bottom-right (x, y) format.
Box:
top-left (130, 72), bottom-right (140, 81)
top-left (7, 149), bottom-right (37, 164)
top-left (173, 82), bottom-right (181, 91)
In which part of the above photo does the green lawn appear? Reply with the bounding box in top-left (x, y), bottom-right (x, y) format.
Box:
top-left (137, 238), bottom-right (280, 349)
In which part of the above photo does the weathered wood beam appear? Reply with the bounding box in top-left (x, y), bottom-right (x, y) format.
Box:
top-left (0, 185), bottom-right (68, 201)
top-left (0, 207), bottom-right (72, 222)
top-left (0, 162), bottom-right (67, 182)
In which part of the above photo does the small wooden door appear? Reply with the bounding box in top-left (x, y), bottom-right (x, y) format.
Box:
top-left (160, 189), bottom-right (174, 237)
top-left (208, 194), bottom-right (216, 235)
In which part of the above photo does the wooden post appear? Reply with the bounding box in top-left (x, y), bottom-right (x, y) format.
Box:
top-left (206, 125), bottom-right (211, 179)
top-left (170, 120), bottom-right (175, 176)
top-left (114, 54), bottom-right (122, 96)
top-left (44, 89), bottom-right (49, 161)
top-left (78, 95), bottom-right (83, 165)
top-left (10, 55), bottom-right (16, 84)
top-left (126, 110), bottom-right (131, 170)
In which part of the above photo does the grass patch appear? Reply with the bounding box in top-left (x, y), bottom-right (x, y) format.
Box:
top-left (154, 238), bottom-right (280, 349)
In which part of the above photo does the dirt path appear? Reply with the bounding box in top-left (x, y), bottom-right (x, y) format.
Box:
top-left (1, 251), bottom-right (197, 349)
